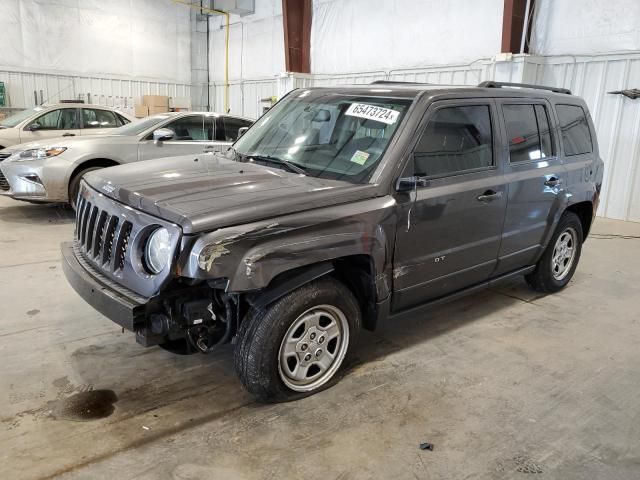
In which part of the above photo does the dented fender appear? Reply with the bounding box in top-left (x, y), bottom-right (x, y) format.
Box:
top-left (177, 196), bottom-right (399, 296)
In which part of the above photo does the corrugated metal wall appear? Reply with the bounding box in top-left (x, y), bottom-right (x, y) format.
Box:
top-left (211, 78), bottom-right (279, 119)
top-left (0, 68), bottom-right (191, 118)
top-left (524, 53), bottom-right (640, 222)
top-left (215, 53), bottom-right (640, 222)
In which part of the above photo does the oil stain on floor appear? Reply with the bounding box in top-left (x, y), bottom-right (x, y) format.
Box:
top-left (48, 390), bottom-right (118, 422)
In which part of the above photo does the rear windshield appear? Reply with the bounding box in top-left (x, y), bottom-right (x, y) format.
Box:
top-left (230, 90), bottom-right (412, 183)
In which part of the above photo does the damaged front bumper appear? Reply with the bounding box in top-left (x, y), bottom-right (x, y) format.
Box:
top-left (62, 241), bottom-right (230, 349)
top-left (61, 241), bottom-right (150, 333)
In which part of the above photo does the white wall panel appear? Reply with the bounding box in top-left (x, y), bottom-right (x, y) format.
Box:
top-left (0, 0), bottom-right (191, 83)
top-left (311, 0), bottom-right (503, 74)
top-left (212, 78), bottom-right (278, 118)
top-left (208, 0), bottom-right (285, 83)
top-left (0, 68), bottom-right (191, 117)
top-left (531, 0), bottom-right (640, 55)
top-left (527, 54), bottom-right (640, 222)
top-left (388, 62), bottom-right (496, 85)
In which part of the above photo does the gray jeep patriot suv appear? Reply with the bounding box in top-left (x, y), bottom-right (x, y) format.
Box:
top-left (62, 81), bottom-right (603, 402)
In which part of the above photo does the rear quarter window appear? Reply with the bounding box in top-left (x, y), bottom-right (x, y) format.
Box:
top-left (556, 104), bottom-right (593, 156)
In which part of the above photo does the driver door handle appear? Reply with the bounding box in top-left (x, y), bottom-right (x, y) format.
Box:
top-left (477, 190), bottom-right (503, 202)
top-left (203, 145), bottom-right (216, 152)
top-left (62, 133), bottom-right (75, 137)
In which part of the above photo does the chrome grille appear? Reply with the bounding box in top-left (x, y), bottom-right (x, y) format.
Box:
top-left (0, 152), bottom-right (9, 190)
top-left (0, 171), bottom-right (9, 191)
top-left (73, 181), bottom-right (181, 298)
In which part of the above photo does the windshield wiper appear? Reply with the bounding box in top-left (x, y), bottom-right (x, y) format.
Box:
top-left (246, 154), bottom-right (307, 175)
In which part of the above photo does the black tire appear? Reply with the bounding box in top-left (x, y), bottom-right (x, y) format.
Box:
top-left (68, 167), bottom-right (103, 210)
top-left (526, 211), bottom-right (583, 293)
top-left (234, 277), bottom-right (361, 402)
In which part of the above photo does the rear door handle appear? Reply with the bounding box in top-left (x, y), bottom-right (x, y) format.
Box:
top-left (477, 190), bottom-right (503, 202)
top-left (544, 176), bottom-right (562, 187)
top-left (62, 133), bottom-right (75, 137)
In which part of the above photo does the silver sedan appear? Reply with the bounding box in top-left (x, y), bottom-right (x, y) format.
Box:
top-left (0, 112), bottom-right (253, 207)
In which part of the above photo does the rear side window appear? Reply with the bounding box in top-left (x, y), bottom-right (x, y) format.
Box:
top-left (115, 113), bottom-right (131, 126)
top-left (556, 104), bottom-right (592, 155)
top-left (82, 109), bottom-right (118, 129)
top-left (223, 117), bottom-right (253, 142)
top-left (414, 105), bottom-right (493, 178)
top-left (163, 115), bottom-right (209, 141)
top-left (503, 104), bottom-right (554, 163)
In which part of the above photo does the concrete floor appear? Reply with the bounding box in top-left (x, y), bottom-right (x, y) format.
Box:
top-left (0, 195), bottom-right (639, 480)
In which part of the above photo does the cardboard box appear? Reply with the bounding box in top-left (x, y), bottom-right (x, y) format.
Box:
top-left (142, 95), bottom-right (169, 107)
top-left (169, 97), bottom-right (191, 109)
top-left (134, 105), bottom-right (149, 118)
top-left (148, 105), bottom-right (169, 115)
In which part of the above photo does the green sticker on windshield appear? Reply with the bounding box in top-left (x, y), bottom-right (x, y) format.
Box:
top-left (350, 150), bottom-right (370, 165)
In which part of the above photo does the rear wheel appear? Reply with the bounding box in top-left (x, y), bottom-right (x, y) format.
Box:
top-left (235, 277), bottom-right (361, 402)
top-left (526, 211), bottom-right (583, 293)
top-left (68, 166), bottom-right (103, 210)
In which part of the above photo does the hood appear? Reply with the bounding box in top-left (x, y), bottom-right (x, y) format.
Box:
top-left (2, 134), bottom-right (130, 153)
top-left (84, 154), bottom-right (379, 234)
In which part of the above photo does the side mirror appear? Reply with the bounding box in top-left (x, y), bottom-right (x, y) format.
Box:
top-left (153, 128), bottom-right (174, 145)
top-left (28, 122), bottom-right (41, 131)
top-left (396, 176), bottom-right (428, 192)
top-left (237, 126), bottom-right (249, 139)
top-left (396, 155), bottom-right (427, 191)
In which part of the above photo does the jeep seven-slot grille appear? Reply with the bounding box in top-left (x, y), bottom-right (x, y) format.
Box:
top-left (73, 181), bottom-right (180, 298)
top-left (75, 195), bottom-right (132, 272)
top-left (0, 152), bottom-right (10, 191)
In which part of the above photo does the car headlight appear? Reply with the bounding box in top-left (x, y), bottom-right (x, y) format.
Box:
top-left (144, 228), bottom-right (171, 274)
top-left (10, 147), bottom-right (67, 162)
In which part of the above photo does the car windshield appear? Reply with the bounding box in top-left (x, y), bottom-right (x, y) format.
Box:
top-left (0, 107), bottom-right (46, 128)
top-left (111, 114), bottom-right (172, 136)
top-left (229, 90), bottom-right (412, 183)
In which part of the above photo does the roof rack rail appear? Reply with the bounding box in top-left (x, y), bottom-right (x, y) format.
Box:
top-left (370, 80), bottom-right (431, 85)
top-left (478, 81), bottom-right (571, 95)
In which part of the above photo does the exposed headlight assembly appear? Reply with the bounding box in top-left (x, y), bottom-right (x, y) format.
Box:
top-left (11, 147), bottom-right (67, 162)
top-left (144, 227), bottom-right (171, 274)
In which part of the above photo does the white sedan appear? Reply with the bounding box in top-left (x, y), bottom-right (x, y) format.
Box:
top-left (0, 103), bottom-right (135, 148)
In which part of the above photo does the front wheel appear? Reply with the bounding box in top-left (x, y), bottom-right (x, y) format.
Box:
top-left (526, 211), bottom-right (583, 293)
top-left (68, 167), bottom-right (103, 210)
top-left (234, 277), bottom-right (361, 402)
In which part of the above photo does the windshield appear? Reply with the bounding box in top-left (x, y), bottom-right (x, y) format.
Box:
top-left (229, 90), bottom-right (412, 183)
top-left (111, 114), bottom-right (172, 136)
top-left (0, 107), bottom-right (46, 128)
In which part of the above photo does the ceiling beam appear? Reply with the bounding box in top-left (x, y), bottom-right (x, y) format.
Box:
top-left (282, 0), bottom-right (312, 73)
